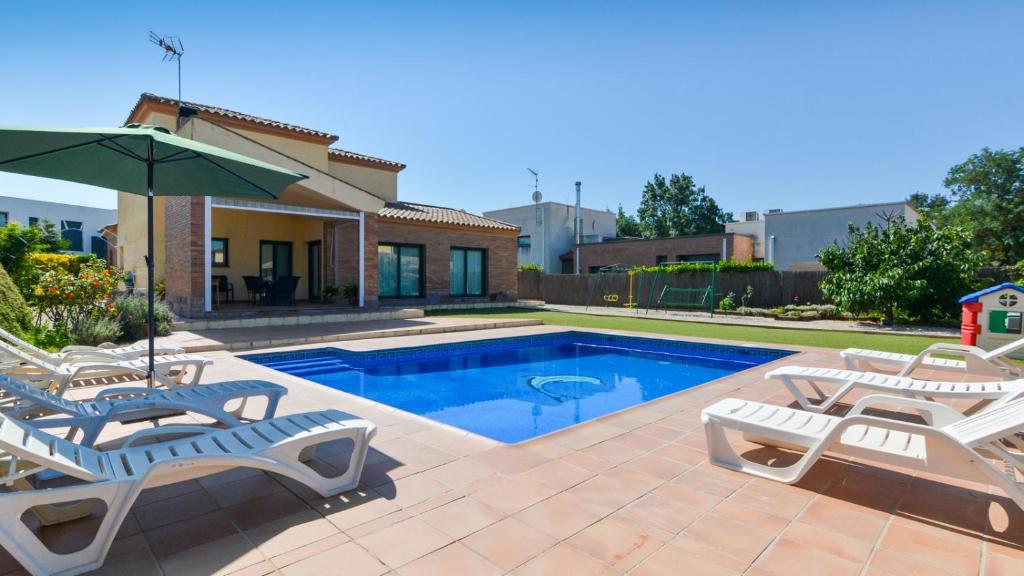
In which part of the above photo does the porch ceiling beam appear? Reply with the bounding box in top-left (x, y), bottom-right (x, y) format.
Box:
top-left (211, 197), bottom-right (361, 220)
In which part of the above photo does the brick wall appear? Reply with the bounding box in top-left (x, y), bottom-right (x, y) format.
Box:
top-left (376, 219), bottom-right (518, 304)
top-left (577, 233), bottom-right (754, 271)
top-left (164, 196), bottom-right (206, 317)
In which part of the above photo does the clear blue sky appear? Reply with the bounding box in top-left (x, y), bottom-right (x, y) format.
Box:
top-left (2, 1), bottom-right (1022, 216)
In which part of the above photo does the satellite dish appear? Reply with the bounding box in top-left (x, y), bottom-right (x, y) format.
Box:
top-left (532, 191), bottom-right (543, 203)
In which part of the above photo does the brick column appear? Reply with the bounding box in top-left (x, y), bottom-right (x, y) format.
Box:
top-left (164, 196), bottom-right (206, 317)
top-left (362, 213), bottom-right (379, 309)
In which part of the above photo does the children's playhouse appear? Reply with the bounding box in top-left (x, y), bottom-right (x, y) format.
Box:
top-left (960, 282), bottom-right (1024, 359)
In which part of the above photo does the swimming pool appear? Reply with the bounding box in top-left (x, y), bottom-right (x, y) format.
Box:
top-left (245, 332), bottom-right (793, 443)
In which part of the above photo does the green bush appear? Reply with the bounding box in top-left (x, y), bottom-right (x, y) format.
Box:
top-left (1012, 261), bottom-right (1024, 282)
top-left (0, 263), bottom-right (32, 337)
top-left (23, 325), bottom-right (71, 351)
top-left (783, 304), bottom-right (845, 320)
top-left (68, 315), bottom-right (122, 346)
top-left (718, 292), bottom-right (738, 311)
top-left (633, 259), bottom-right (774, 274)
top-left (736, 306), bottom-right (776, 317)
top-left (114, 296), bottom-right (173, 341)
top-left (518, 264), bottom-right (544, 271)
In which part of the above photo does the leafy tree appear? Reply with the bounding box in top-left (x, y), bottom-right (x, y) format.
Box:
top-left (0, 264), bottom-right (32, 337)
top-left (636, 172), bottom-right (732, 238)
top-left (818, 217), bottom-right (981, 325)
top-left (935, 147), bottom-right (1024, 264)
top-left (0, 219), bottom-right (69, 293)
top-left (906, 192), bottom-right (951, 222)
top-left (615, 205), bottom-right (642, 238)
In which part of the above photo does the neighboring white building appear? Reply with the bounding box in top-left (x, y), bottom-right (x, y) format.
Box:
top-left (729, 201), bottom-right (919, 271)
top-left (484, 201), bottom-right (616, 273)
top-left (0, 196), bottom-right (117, 257)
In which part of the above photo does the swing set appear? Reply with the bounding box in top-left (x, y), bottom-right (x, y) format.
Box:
top-left (585, 261), bottom-right (719, 316)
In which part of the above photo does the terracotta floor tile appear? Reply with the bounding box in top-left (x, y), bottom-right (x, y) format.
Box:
top-left (986, 550), bottom-right (1024, 576)
top-left (510, 543), bottom-right (618, 576)
top-left (321, 490), bottom-right (402, 531)
top-left (567, 516), bottom-right (668, 572)
top-left (142, 511), bottom-right (239, 559)
top-left (521, 458), bottom-right (596, 491)
top-left (775, 520), bottom-right (873, 566)
top-left (621, 453), bottom-right (692, 481)
top-left (472, 445), bottom-right (552, 475)
top-left (630, 542), bottom-right (739, 576)
top-left (866, 547), bottom-right (961, 576)
top-left (270, 533), bottom-right (352, 570)
top-left (878, 521), bottom-right (981, 575)
top-left (356, 517), bottom-right (453, 569)
top-left (613, 492), bottom-right (708, 535)
top-left (223, 489), bottom-right (310, 531)
top-left (134, 489), bottom-right (221, 532)
top-left (395, 543), bottom-right (503, 576)
top-left (378, 474), bottom-right (450, 509)
top-left (244, 509), bottom-right (343, 559)
top-left (91, 533), bottom-right (162, 576)
top-left (418, 496), bottom-right (505, 540)
top-left (797, 496), bottom-right (888, 543)
top-left (463, 517), bottom-right (558, 571)
top-left (754, 536), bottom-right (863, 576)
top-left (157, 533), bottom-right (264, 576)
top-left (422, 458), bottom-right (496, 490)
top-left (670, 464), bottom-right (750, 498)
top-left (515, 493), bottom-right (604, 540)
top-left (204, 473), bottom-right (285, 508)
top-left (684, 513), bottom-right (777, 565)
top-left (279, 542), bottom-right (388, 576)
top-left (472, 477), bottom-right (557, 515)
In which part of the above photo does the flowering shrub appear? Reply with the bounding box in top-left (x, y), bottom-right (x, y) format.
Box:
top-left (33, 259), bottom-right (124, 335)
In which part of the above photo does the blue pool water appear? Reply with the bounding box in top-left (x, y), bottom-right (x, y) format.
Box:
top-left (245, 332), bottom-right (792, 443)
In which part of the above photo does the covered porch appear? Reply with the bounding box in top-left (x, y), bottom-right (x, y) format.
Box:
top-left (204, 198), bottom-right (367, 313)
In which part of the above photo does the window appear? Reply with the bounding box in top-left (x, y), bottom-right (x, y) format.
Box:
top-left (451, 248), bottom-right (486, 296)
top-left (90, 236), bottom-right (106, 259)
top-left (678, 253), bottom-right (720, 263)
top-left (61, 220), bottom-right (83, 251)
top-left (378, 243), bottom-right (423, 298)
top-left (0, 212), bottom-right (7, 226)
top-left (998, 293), bottom-right (1019, 308)
top-left (517, 235), bottom-right (531, 248)
top-left (211, 238), bottom-right (230, 267)
top-left (28, 217), bottom-right (38, 227)
top-left (655, 255), bottom-right (668, 265)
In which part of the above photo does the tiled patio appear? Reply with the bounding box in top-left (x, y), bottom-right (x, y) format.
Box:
top-left (5, 325), bottom-right (1023, 575)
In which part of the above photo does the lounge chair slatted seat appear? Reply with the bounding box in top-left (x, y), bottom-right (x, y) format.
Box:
top-left (0, 326), bottom-right (184, 364)
top-left (841, 339), bottom-right (1024, 378)
top-left (702, 395), bottom-right (1024, 509)
top-left (767, 365), bottom-right (1024, 415)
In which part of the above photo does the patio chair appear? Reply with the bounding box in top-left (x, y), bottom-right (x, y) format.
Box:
top-left (0, 373), bottom-right (286, 446)
top-left (840, 339), bottom-right (1024, 378)
top-left (702, 394), bottom-right (1024, 511)
top-left (0, 408), bottom-right (376, 576)
top-left (767, 365), bottom-right (1024, 415)
top-left (270, 275), bottom-right (300, 306)
top-left (0, 326), bottom-right (184, 365)
top-left (242, 275), bottom-right (264, 305)
top-left (211, 274), bottom-right (235, 304)
top-left (0, 340), bottom-right (211, 395)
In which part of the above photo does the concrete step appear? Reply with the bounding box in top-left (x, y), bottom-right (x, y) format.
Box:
top-left (175, 308), bottom-right (425, 331)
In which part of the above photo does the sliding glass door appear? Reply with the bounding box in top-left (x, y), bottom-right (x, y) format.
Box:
top-left (259, 241), bottom-right (293, 282)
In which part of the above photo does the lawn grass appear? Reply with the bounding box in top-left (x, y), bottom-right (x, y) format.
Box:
top-left (427, 307), bottom-right (957, 355)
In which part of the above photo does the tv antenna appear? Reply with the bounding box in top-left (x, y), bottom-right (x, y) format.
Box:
top-left (149, 31), bottom-right (184, 105)
top-left (528, 168), bottom-right (542, 204)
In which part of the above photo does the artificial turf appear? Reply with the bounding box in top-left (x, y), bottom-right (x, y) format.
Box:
top-left (427, 307), bottom-right (957, 355)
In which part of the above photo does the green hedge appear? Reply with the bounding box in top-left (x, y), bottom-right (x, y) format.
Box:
top-left (632, 260), bottom-right (774, 274)
top-left (0, 263), bottom-right (32, 336)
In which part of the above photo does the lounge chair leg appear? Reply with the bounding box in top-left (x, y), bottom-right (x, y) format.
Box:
top-left (704, 419), bottom-right (815, 484)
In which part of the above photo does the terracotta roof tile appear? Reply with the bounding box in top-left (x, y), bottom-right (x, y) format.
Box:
top-left (328, 148), bottom-right (406, 171)
top-left (379, 202), bottom-right (518, 231)
top-left (131, 93), bottom-right (338, 140)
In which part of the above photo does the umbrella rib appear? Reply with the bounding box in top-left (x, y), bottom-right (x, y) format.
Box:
top-left (154, 149), bottom-right (195, 163)
top-left (193, 153), bottom-right (280, 199)
top-left (96, 142), bottom-right (147, 163)
top-left (0, 134), bottom-right (142, 166)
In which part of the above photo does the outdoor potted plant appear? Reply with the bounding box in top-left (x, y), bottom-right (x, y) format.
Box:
top-left (322, 284), bottom-right (340, 304)
top-left (341, 282), bottom-right (359, 306)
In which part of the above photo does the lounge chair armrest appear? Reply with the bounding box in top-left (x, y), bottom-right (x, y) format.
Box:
top-left (846, 394), bottom-right (964, 427)
top-left (59, 345), bottom-right (101, 353)
top-left (897, 344), bottom-right (992, 376)
top-left (121, 425), bottom-right (214, 449)
top-left (59, 350), bottom-right (126, 364)
top-left (93, 387), bottom-right (159, 401)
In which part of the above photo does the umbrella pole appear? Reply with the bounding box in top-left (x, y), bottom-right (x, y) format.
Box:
top-left (147, 143), bottom-right (156, 387)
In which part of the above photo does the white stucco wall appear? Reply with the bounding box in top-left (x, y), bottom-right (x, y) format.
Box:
top-left (0, 196), bottom-right (117, 256)
top-left (725, 219), bottom-right (765, 260)
top-left (484, 202), bottom-right (616, 273)
top-left (763, 202), bottom-right (919, 271)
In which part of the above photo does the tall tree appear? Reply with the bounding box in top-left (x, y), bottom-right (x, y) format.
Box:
top-left (818, 217), bottom-right (980, 325)
top-left (636, 172), bottom-right (732, 238)
top-left (615, 205), bottom-right (641, 237)
top-left (940, 147), bottom-right (1024, 264)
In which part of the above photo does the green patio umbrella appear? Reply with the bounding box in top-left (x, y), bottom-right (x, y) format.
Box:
top-left (0, 124), bottom-right (307, 384)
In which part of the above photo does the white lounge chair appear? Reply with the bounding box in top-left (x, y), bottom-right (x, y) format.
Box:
top-left (841, 339), bottom-right (1024, 378)
top-left (702, 394), bottom-right (1024, 511)
top-left (0, 326), bottom-right (184, 364)
top-left (0, 409), bottom-right (376, 576)
top-left (0, 340), bottom-right (211, 394)
top-left (767, 365), bottom-right (1024, 415)
top-left (0, 373), bottom-right (286, 446)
